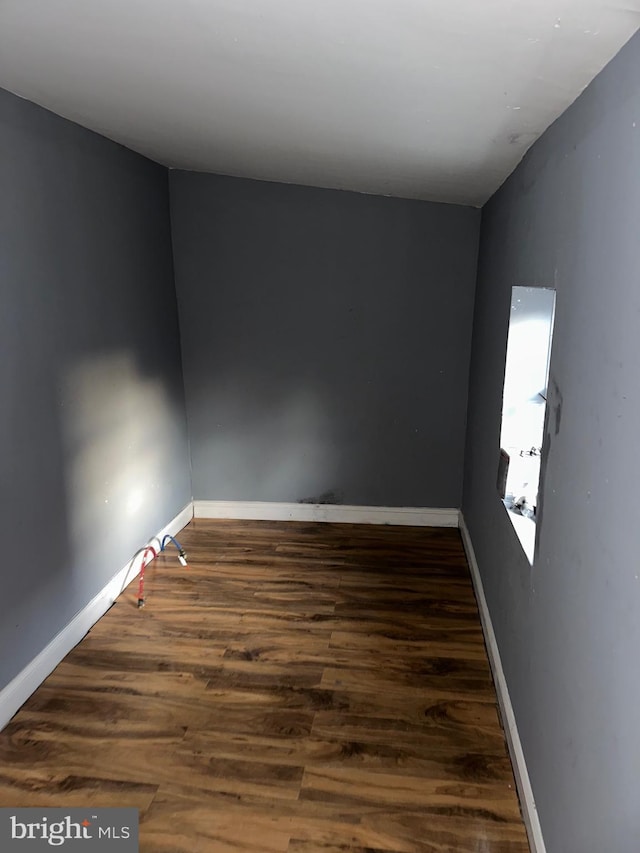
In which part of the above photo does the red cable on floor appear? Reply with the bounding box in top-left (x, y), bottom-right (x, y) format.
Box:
top-left (137, 546), bottom-right (157, 608)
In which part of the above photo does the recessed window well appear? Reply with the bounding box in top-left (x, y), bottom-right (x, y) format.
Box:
top-left (498, 286), bottom-right (556, 563)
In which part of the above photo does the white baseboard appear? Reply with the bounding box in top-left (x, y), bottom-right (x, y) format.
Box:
top-left (0, 502), bottom-right (193, 733)
top-left (193, 500), bottom-right (459, 527)
top-left (459, 513), bottom-right (546, 853)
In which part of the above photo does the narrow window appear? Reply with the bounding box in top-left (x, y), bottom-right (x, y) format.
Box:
top-left (498, 286), bottom-right (555, 563)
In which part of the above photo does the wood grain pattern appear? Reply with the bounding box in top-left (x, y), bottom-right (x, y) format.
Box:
top-left (0, 519), bottom-right (529, 852)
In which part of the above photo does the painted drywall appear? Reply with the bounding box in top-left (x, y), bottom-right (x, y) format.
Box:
top-left (0, 87), bottom-right (191, 691)
top-left (462, 30), bottom-right (640, 853)
top-left (3, 1), bottom-right (640, 206)
top-left (170, 172), bottom-right (480, 507)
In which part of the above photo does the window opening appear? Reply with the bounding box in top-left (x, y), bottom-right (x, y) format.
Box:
top-left (498, 286), bottom-right (556, 563)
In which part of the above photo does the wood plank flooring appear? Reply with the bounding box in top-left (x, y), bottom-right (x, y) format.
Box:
top-left (0, 519), bottom-right (529, 852)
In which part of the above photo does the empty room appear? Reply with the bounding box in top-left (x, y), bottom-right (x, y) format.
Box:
top-left (1, 2), bottom-right (640, 851)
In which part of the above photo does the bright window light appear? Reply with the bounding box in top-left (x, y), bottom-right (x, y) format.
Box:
top-left (498, 286), bottom-right (556, 563)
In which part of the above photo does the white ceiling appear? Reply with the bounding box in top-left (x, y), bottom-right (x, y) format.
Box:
top-left (1, 1), bottom-right (639, 207)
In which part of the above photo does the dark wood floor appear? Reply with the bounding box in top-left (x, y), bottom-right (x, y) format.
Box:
top-left (0, 519), bottom-right (529, 852)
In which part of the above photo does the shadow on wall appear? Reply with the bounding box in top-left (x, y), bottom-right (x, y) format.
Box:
top-left (194, 384), bottom-right (341, 503)
top-left (186, 356), bottom-right (467, 508)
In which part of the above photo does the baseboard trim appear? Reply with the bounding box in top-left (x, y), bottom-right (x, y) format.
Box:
top-left (0, 502), bottom-right (193, 733)
top-left (193, 500), bottom-right (459, 527)
top-left (459, 513), bottom-right (546, 853)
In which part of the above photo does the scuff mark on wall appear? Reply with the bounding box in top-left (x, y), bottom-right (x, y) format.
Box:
top-left (298, 489), bottom-right (344, 505)
top-left (550, 376), bottom-right (563, 436)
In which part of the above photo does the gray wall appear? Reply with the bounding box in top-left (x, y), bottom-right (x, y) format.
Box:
top-left (170, 172), bottom-right (480, 507)
top-left (463, 32), bottom-right (640, 853)
top-left (0, 88), bottom-right (191, 691)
